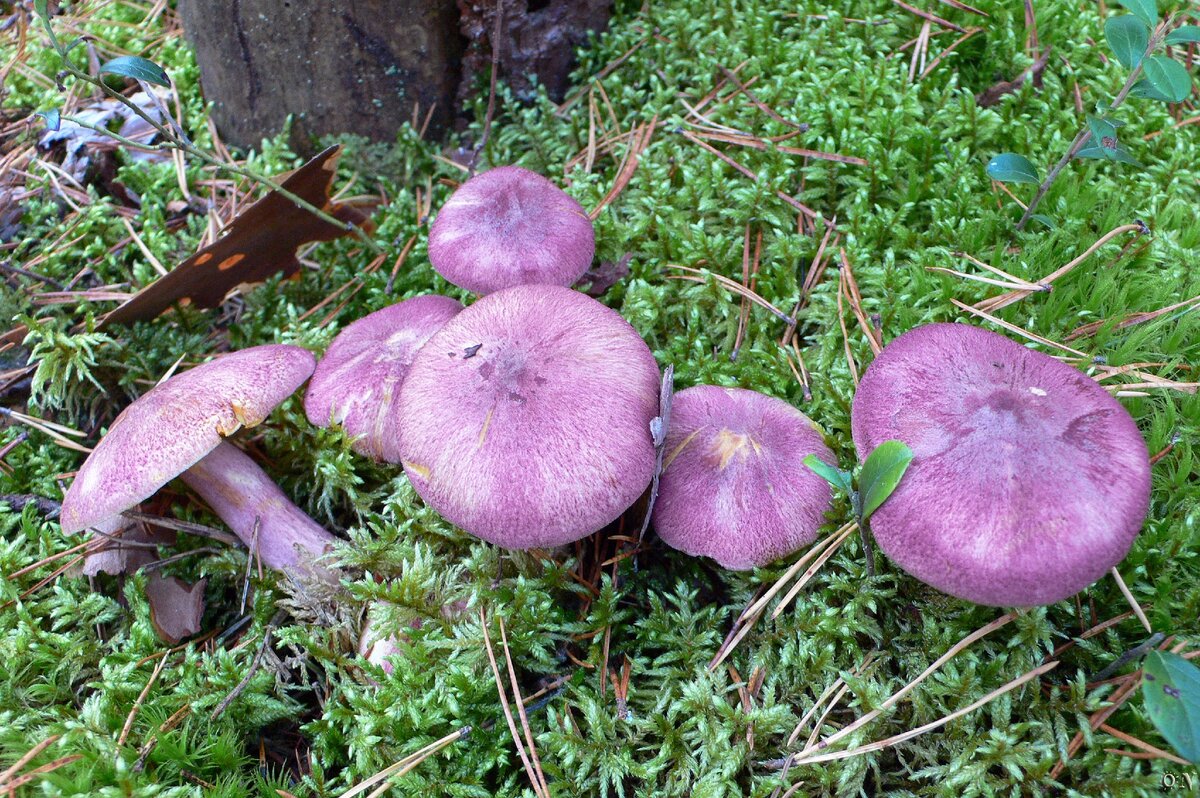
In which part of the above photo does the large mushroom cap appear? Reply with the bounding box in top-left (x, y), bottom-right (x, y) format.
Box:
top-left (851, 323), bottom-right (1151, 607)
top-left (304, 294), bottom-right (462, 461)
top-left (653, 386), bottom-right (835, 570)
top-left (396, 284), bottom-right (659, 548)
top-left (60, 344), bottom-right (315, 534)
top-left (427, 166), bottom-right (595, 295)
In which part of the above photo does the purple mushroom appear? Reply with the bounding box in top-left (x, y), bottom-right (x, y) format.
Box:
top-left (59, 344), bottom-right (338, 580)
top-left (182, 441), bottom-right (338, 576)
top-left (427, 166), bottom-right (595, 295)
top-left (652, 386), bottom-right (836, 570)
top-left (851, 323), bottom-right (1152, 607)
top-left (395, 284), bottom-right (660, 548)
top-left (304, 294), bottom-right (463, 462)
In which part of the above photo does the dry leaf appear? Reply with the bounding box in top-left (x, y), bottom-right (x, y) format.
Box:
top-left (100, 145), bottom-right (373, 327)
top-left (145, 573), bottom-right (206, 644)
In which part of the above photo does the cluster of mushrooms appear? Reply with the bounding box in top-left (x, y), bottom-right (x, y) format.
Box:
top-left (60, 165), bottom-right (1154, 648)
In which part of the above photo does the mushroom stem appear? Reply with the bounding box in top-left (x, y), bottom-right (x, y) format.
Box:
top-left (181, 441), bottom-right (338, 581)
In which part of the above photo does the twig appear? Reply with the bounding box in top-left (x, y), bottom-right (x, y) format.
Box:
top-left (1109, 567), bottom-right (1152, 633)
top-left (1017, 27), bottom-right (1166, 229)
top-left (210, 611), bottom-right (285, 720)
top-left (117, 652), bottom-right (170, 751)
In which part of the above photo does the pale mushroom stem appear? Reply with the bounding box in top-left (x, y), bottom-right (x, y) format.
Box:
top-left (181, 441), bottom-right (338, 581)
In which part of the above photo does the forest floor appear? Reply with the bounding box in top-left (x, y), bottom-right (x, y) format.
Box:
top-left (1, 0), bottom-right (1198, 795)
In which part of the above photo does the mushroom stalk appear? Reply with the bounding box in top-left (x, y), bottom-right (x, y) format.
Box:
top-left (181, 441), bottom-right (338, 580)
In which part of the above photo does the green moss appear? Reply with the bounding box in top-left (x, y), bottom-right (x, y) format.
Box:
top-left (2, 0), bottom-right (1199, 795)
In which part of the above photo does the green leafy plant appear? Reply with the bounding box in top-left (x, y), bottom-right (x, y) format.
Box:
top-left (987, 0), bottom-right (1197, 228)
top-left (28, 3), bottom-right (380, 254)
top-left (1142, 649), bottom-right (1200, 763)
top-left (804, 440), bottom-right (914, 575)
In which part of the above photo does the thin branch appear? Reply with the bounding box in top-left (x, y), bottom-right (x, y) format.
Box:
top-left (1017, 25), bottom-right (1166, 229)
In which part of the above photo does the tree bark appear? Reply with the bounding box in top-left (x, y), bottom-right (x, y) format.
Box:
top-left (178, 0), bottom-right (463, 154)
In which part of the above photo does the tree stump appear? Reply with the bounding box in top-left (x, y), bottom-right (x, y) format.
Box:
top-left (178, 0), bottom-right (462, 153)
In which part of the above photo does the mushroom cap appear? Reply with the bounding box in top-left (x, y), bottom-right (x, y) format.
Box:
top-left (396, 284), bottom-right (660, 548)
top-left (60, 344), bottom-right (315, 534)
top-left (304, 294), bottom-right (463, 461)
top-left (652, 386), bottom-right (836, 570)
top-left (427, 166), bottom-right (595, 295)
top-left (851, 323), bottom-right (1151, 607)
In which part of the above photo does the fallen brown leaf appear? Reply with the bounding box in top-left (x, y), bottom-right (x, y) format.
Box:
top-left (100, 145), bottom-right (372, 327)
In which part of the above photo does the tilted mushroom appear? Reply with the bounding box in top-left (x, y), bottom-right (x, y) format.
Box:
top-left (304, 294), bottom-right (462, 462)
top-left (652, 386), bottom-right (836, 570)
top-left (427, 166), bottom-right (595, 295)
top-left (60, 344), bottom-right (338, 580)
top-left (396, 284), bottom-right (660, 548)
top-left (851, 323), bottom-right (1152, 607)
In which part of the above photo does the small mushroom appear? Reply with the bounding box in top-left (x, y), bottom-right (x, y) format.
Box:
top-left (304, 294), bottom-right (463, 462)
top-left (851, 323), bottom-right (1152, 607)
top-left (60, 344), bottom-right (338, 579)
top-left (427, 166), bottom-right (595, 295)
top-left (396, 284), bottom-right (660, 548)
top-left (652, 386), bottom-right (836, 570)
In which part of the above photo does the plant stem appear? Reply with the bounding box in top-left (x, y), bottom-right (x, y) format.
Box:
top-left (35, 9), bottom-right (383, 255)
top-left (1016, 25), bottom-right (1166, 230)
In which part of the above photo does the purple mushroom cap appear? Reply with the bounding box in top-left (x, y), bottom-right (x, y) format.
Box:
top-left (60, 344), bottom-right (316, 534)
top-left (851, 323), bottom-right (1152, 607)
top-left (304, 294), bottom-right (463, 461)
top-left (653, 386), bottom-right (836, 570)
top-left (427, 166), bottom-right (595, 295)
top-left (396, 284), bottom-right (660, 548)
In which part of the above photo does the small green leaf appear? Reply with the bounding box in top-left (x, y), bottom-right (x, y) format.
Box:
top-left (804, 454), bottom-right (853, 494)
top-left (1130, 78), bottom-right (1175, 101)
top-left (1105, 15), bottom-right (1150, 69)
top-left (1117, 0), bottom-right (1158, 28)
top-left (1087, 115), bottom-right (1120, 145)
top-left (99, 55), bottom-right (170, 87)
top-left (1106, 145), bottom-right (1143, 166)
top-left (1142, 650), bottom-right (1200, 763)
top-left (1030, 214), bottom-right (1056, 230)
top-left (986, 153), bottom-right (1040, 185)
top-left (1143, 56), bottom-right (1193, 103)
top-left (858, 440), bottom-right (914, 523)
top-left (34, 0), bottom-right (49, 17)
top-left (35, 108), bottom-right (61, 131)
top-left (1077, 145), bottom-right (1142, 166)
top-left (1166, 26), bottom-right (1200, 45)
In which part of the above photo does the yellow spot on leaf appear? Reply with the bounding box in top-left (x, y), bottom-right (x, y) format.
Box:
top-left (217, 253), bottom-right (246, 271)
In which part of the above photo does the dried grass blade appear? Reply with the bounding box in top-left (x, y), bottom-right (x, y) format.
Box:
top-left (338, 727), bottom-right (470, 798)
top-left (589, 117), bottom-right (656, 221)
top-left (479, 610), bottom-right (545, 798)
top-left (789, 661), bottom-right (1059, 767)
top-left (949, 299), bottom-right (1088, 357)
top-left (499, 617), bottom-right (549, 797)
top-left (797, 612), bottom-right (1016, 755)
top-left (976, 223), bottom-right (1143, 313)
